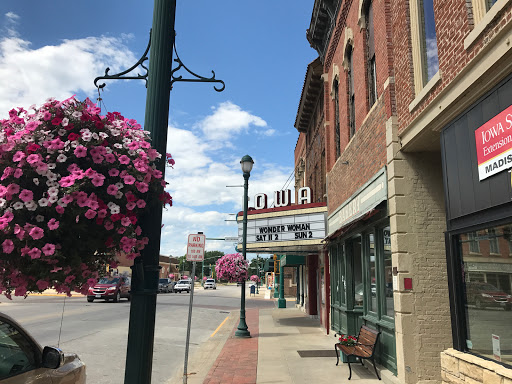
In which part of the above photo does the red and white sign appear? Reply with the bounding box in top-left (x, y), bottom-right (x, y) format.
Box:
top-left (475, 104), bottom-right (512, 180)
top-left (186, 234), bottom-right (205, 262)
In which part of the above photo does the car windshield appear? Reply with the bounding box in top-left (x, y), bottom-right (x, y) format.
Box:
top-left (178, 280), bottom-right (188, 284)
top-left (98, 277), bottom-right (119, 284)
top-left (159, 279), bottom-right (168, 283)
top-left (206, 280), bottom-right (215, 283)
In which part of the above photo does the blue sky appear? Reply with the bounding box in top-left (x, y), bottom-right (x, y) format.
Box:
top-left (0, 1), bottom-right (317, 258)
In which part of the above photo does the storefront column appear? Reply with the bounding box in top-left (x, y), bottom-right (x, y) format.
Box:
top-left (301, 266), bottom-right (305, 306)
top-left (296, 267), bottom-right (300, 304)
top-left (307, 256), bottom-right (318, 316)
top-left (387, 116), bottom-right (451, 383)
top-left (278, 256), bottom-right (286, 308)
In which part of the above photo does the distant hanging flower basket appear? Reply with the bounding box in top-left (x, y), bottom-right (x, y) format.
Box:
top-left (250, 275), bottom-right (260, 283)
top-left (215, 253), bottom-right (248, 283)
top-left (0, 97), bottom-right (173, 298)
top-left (169, 273), bottom-right (174, 279)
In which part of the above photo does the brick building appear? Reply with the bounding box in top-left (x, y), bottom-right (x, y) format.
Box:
top-left (304, 0), bottom-right (398, 377)
top-left (388, 0), bottom-right (512, 382)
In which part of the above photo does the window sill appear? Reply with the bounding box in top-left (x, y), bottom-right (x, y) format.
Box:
top-left (408, 71), bottom-right (442, 113)
top-left (464, 0), bottom-right (512, 50)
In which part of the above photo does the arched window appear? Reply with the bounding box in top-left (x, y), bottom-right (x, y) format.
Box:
top-left (366, 0), bottom-right (377, 107)
top-left (347, 46), bottom-right (356, 139)
top-left (334, 78), bottom-right (341, 159)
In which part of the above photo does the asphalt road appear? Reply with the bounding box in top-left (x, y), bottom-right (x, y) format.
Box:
top-left (0, 284), bottom-right (274, 384)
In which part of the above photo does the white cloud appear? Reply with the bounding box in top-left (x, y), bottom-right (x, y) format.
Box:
top-left (197, 101), bottom-right (267, 142)
top-left (0, 34), bottom-right (136, 116)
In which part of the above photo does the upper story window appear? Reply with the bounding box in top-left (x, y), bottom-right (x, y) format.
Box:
top-left (347, 46), bottom-right (356, 139)
top-left (472, 0), bottom-right (499, 24)
top-left (410, 0), bottom-right (439, 95)
top-left (334, 78), bottom-right (341, 159)
top-left (366, 0), bottom-right (377, 107)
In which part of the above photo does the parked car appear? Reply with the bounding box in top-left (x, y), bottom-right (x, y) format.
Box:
top-left (87, 275), bottom-right (131, 303)
top-left (204, 279), bottom-right (217, 290)
top-left (174, 279), bottom-right (192, 293)
top-left (0, 312), bottom-right (86, 383)
top-left (159, 278), bottom-right (172, 293)
top-left (466, 281), bottom-right (512, 310)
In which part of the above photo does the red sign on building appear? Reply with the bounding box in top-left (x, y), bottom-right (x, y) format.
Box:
top-left (475, 104), bottom-right (512, 180)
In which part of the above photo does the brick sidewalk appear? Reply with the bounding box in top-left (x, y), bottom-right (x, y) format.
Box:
top-left (203, 308), bottom-right (259, 384)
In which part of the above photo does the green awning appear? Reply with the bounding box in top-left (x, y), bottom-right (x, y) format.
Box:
top-left (281, 255), bottom-right (305, 266)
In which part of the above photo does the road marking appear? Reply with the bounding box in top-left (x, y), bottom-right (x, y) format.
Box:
top-left (210, 315), bottom-right (229, 338)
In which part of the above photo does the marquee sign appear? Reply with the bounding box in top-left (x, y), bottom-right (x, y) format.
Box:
top-left (475, 104), bottom-right (512, 181)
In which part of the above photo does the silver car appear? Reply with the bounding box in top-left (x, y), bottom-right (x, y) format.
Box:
top-left (0, 312), bottom-right (86, 383)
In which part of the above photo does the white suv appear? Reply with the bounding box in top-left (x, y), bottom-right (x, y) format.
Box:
top-left (174, 279), bottom-right (191, 293)
top-left (204, 278), bottom-right (217, 290)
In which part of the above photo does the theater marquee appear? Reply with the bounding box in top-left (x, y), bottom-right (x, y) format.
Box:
top-left (236, 202), bottom-right (327, 254)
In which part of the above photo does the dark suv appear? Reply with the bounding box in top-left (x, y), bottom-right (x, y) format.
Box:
top-left (87, 276), bottom-right (131, 303)
top-left (466, 281), bottom-right (512, 310)
top-left (159, 278), bottom-right (173, 293)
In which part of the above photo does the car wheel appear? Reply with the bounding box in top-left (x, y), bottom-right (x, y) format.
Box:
top-left (114, 291), bottom-right (121, 303)
top-left (87, 298), bottom-right (94, 303)
top-left (127, 294), bottom-right (131, 302)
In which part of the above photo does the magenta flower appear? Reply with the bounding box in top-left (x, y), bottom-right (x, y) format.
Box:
top-left (19, 189), bottom-right (34, 202)
top-left (41, 243), bottom-right (55, 256)
top-left (118, 155), bottom-right (130, 165)
top-left (136, 199), bottom-right (146, 209)
top-left (59, 176), bottom-right (75, 187)
top-left (28, 247), bottom-right (42, 259)
top-left (91, 175), bottom-right (105, 187)
top-left (135, 182), bottom-right (149, 193)
top-left (29, 226), bottom-right (44, 240)
top-left (26, 154), bottom-right (41, 165)
top-left (2, 239), bottom-right (14, 254)
top-left (124, 175), bottom-right (136, 185)
top-left (108, 169), bottom-right (120, 177)
top-left (12, 151), bottom-right (25, 162)
top-left (107, 185), bottom-right (118, 195)
top-left (36, 280), bottom-right (49, 291)
top-left (74, 145), bottom-right (87, 158)
top-left (85, 209), bottom-right (97, 219)
top-left (48, 218), bottom-right (60, 230)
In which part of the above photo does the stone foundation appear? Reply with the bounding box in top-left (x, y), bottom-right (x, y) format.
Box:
top-left (441, 348), bottom-right (512, 384)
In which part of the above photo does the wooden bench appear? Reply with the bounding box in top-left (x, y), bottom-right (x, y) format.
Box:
top-left (334, 325), bottom-right (381, 380)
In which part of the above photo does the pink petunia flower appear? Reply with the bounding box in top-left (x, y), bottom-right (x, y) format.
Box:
top-left (19, 189), bottom-right (34, 202)
top-left (121, 217), bottom-right (131, 226)
top-left (124, 175), bottom-right (136, 185)
top-left (135, 182), bottom-right (148, 193)
top-left (118, 155), bottom-right (130, 165)
top-left (36, 280), bottom-right (49, 291)
top-left (107, 185), bottom-right (118, 195)
top-left (48, 218), bottom-right (60, 230)
top-left (41, 243), bottom-right (55, 256)
top-left (74, 146), bottom-right (87, 158)
top-left (136, 199), bottom-right (146, 209)
top-left (12, 151), bottom-right (25, 162)
top-left (29, 248), bottom-right (42, 259)
top-left (29, 226), bottom-right (44, 240)
top-left (2, 239), bottom-right (14, 254)
top-left (59, 176), bottom-right (75, 188)
top-left (85, 209), bottom-right (97, 219)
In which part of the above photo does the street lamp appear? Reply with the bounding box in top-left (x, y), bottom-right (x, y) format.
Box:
top-left (235, 155), bottom-right (253, 338)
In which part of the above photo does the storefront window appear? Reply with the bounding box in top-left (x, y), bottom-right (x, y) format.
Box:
top-left (383, 226), bottom-right (394, 317)
top-left (368, 232), bottom-right (377, 313)
top-left (459, 224), bottom-right (512, 365)
top-left (353, 237), bottom-right (363, 307)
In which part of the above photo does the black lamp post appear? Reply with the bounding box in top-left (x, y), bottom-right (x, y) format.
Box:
top-left (235, 155), bottom-right (253, 338)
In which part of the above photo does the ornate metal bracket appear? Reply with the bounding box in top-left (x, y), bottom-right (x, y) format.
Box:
top-left (93, 31), bottom-right (152, 89)
top-left (170, 44), bottom-right (225, 92)
top-left (93, 30), bottom-right (225, 93)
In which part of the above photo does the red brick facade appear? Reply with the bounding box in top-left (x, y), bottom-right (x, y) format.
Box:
top-left (321, 0), bottom-right (395, 215)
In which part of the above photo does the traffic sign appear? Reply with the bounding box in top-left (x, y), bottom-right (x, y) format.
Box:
top-left (224, 236), bottom-right (239, 242)
top-left (187, 234), bottom-right (206, 261)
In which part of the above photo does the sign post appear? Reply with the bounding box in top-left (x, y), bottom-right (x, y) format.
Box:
top-left (183, 233), bottom-right (205, 384)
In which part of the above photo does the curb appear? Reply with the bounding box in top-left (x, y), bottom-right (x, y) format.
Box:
top-left (165, 311), bottom-right (239, 384)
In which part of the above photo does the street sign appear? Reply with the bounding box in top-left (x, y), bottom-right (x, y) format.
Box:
top-left (224, 236), bottom-right (239, 242)
top-left (186, 234), bottom-right (205, 261)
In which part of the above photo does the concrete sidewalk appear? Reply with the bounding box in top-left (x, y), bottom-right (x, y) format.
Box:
top-left (167, 289), bottom-right (396, 384)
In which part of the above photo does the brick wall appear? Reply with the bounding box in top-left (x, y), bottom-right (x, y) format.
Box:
top-left (388, 118), bottom-right (452, 383)
top-left (391, 0), bottom-right (512, 134)
top-left (322, 0), bottom-right (395, 213)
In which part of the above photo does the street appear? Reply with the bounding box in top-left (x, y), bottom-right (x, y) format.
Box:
top-left (0, 284), bottom-right (273, 384)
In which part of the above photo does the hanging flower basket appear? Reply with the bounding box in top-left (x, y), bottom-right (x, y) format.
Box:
top-left (250, 275), bottom-right (260, 283)
top-left (215, 253), bottom-right (248, 283)
top-left (0, 97), bottom-right (173, 298)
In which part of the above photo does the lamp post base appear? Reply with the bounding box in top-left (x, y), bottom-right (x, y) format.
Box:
top-left (277, 298), bottom-right (287, 308)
